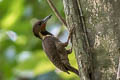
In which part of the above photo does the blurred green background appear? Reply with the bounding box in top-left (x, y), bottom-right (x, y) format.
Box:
top-left (0, 0), bottom-right (79, 80)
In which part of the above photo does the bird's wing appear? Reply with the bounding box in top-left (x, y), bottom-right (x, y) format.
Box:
top-left (42, 36), bottom-right (69, 73)
top-left (42, 36), bottom-right (60, 61)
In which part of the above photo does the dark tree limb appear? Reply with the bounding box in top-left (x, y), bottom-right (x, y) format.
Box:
top-left (46, 0), bottom-right (67, 27)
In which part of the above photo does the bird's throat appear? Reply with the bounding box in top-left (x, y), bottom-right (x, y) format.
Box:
top-left (39, 32), bottom-right (52, 40)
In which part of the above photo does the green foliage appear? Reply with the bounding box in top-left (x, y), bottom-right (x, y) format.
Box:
top-left (0, 0), bottom-right (79, 80)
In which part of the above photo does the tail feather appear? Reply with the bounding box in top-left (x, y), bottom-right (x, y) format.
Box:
top-left (66, 65), bottom-right (79, 76)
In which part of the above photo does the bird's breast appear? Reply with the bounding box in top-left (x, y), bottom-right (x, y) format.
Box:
top-left (42, 36), bottom-right (61, 62)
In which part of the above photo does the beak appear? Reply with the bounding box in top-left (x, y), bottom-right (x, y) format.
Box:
top-left (42, 15), bottom-right (52, 23)
top-left (39, 15), bottom-right (52, 32)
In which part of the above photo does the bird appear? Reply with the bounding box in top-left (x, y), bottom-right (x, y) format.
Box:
top-left (32, 15), bottom-right (79, 76)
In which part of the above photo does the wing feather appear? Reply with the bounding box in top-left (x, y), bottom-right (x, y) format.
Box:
top-left (42, 36), bottom-right (68, 72)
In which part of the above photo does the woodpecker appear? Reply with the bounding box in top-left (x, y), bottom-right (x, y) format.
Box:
top-left (33, 15), bottom-right (79, 76)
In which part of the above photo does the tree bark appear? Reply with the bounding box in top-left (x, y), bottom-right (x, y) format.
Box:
top-left (63, 0), bottom-right (120, 80)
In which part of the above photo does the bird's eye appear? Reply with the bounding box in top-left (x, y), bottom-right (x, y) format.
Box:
top-left (38, 22), bottom-right (42, 25)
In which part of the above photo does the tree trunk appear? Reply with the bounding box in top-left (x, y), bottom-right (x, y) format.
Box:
top-left (63, 0), bottom-right (120, 80)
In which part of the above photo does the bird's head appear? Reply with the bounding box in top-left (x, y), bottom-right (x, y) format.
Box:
top-left (33, 15), bottom-right (52, 39)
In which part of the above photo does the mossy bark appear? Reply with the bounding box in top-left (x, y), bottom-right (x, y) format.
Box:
top-left (63, 0), bottom-right (120, 80)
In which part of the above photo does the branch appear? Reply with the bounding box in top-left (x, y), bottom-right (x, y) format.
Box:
top-left (47, 0), bottom-right (67, 27)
